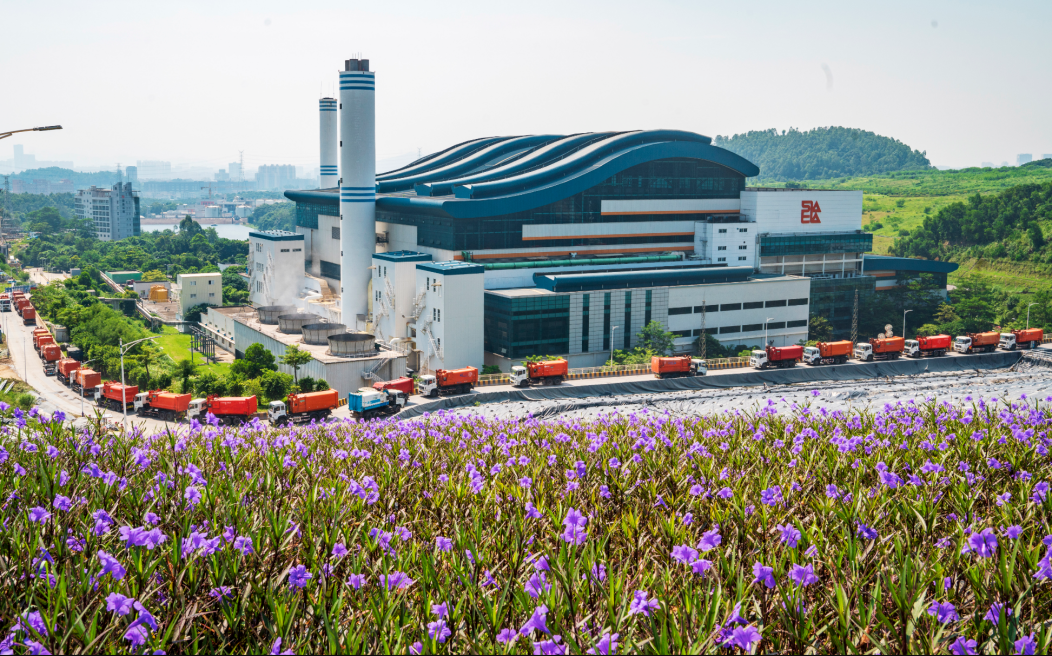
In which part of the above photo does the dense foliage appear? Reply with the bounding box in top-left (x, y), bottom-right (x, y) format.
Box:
top-left (249, 202), bottom-right (295, 232)
top-left (892, 183), bottom-right (1052, 266)
top-left (7, 167), bottom-right (122, 188)
top-left (713, 127), bottom-right (932, 181)
top-left (2, 395), bottom-right (1052, 653)
top-left (17, 216), bottom-right (248, 277)
top-left (0, 192), bottom-right (76, 229)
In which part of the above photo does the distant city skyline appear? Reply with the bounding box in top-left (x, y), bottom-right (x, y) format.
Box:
top-left (4, 0), bottom-right (1051, 172)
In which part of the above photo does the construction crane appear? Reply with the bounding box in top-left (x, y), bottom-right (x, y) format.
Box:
top-left (200, 183), bottom-right (214, 199)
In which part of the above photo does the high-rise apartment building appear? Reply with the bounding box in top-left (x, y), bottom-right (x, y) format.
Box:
top-left (255, 164), bottom-right (297, 190)
top-left (75, 183), bottom-right (140, 241)
top-left (1017, 154), bottom-right (1033, 166)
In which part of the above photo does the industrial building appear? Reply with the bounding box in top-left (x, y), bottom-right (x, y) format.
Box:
top-left (235, 55), bottom-right (938, 385)
top-left (74, 182), bottom-right (140, 241)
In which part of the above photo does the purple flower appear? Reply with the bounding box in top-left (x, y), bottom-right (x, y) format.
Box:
top-left (628, 590), bottom-right (660, 617)
top-left (962, 528), bottom-right (998, 558)
top-left (346, 573), bottom-right (367, 590)
top-left (1016, 633), bottom-right (1037, 655)
top-left (698, 527), bottom-right (721, 552)
top-left (787, 563), bottom-right (819, 587)
top-left (562, 507), bottom-right (588, 545)
top-left (184, 486), bottom-right (202, 506)
top-left (381, 571), bottom-right (414, 591)
top-left (590, 562), bottom-right (607, 584)
top-left (984, 602), bottom-right (1011, 625)
top-left (435, 536), bottom-right (453, 552)
top-left (520, 604), bottom-right (550, 636)
top-left (428, 619), bottom-right (451, 643)
top-left (97, 550), bottom-right (126, 581)
top-left (949, 637), bottom-right (977, 655)
top-left (927, 600), bottom-right (959, 623)
top-left (234, 536), bottom-right (254, 555)
top-left (331, 543), bottom-right (348, 558)
top-left (409, 642), bottom-right (422, 655)
top-left (525, 572), bottom-right (551, 598)
top-left (752, 561), bottom-right (775, 588)
top-left (24, 640), bottom-right (49, 655)
top-left (690, 559), bottom-right (713, 576)
top-left (760, 485), bottom-right (783, 506)
top-left (533, 635), bottom-right (568, 655)
top-left (857, 523), bottom-right (878, 540)
top-left (270, 637), bottom-right (294, 655)
top-left (209, 586), bottom-right (233, 599)
top-left (777, 523), bottom-right (802, 548)
top-left (497, 628), bottom-right (518, 644)
top-left (671, 544), bottom-right (699, 565)
top-left (689, 484), bottom-right (703, 496)
top-left (432, 602), bottom-right (448, 619)
top-left (717, 487), bottom-right (733, 499)
top-left (1006, 525), bottom-right (1023, 539)
top-left (721, 625), bottom-right (761, 651)
top-left (28, 507), bottom-right (51, 524)
top-left (52, 495), bottom-right (72, 512)
top-left (288, 565), bottom-right (312, 590)
top-left (123, 625), bottom-right (149, 648)
top-left (587, 632), bottom-right (619, 655)
top-left (106, 592), bottom-right (136, 616)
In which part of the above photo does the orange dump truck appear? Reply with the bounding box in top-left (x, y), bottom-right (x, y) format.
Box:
top-left (187, 395), bottom-right (258, 425)
top-left (268, 389), bottom-right (340, 425)
top-left (72, 368), bottom-right (102, 396)
top-left (1000, 328), bottom-right (1044, 351)
top-left (854, 336), bottom-right (905, 362)
top-left (649, 355), bottom-right (707, 379)
top-left (56, 359), bottom-right (81, 385)
top-left (751, 345), bottom-right (803, 370)
top-left (906, 334), bottom-right (951, 358)
top-left (512, 359), bottom-right (570, 386)
top-left (419, 366), bottom-right (478, 397)
top-left (803, 340), bottom-right (853, 366)
top-left (34, 334), bottom-right (55, 352)
top-left (41, 344), bottom-right (62, 375)
top-left (22, 306), bottom-right (36, 325)
top-left (134, 390), bottom-right (192, 421)
top-left (95, 382), bottom-right (139, 411)
top-left (373, 377), bottom-right (415, 396)
top-left (954, 331), bottom-right (1000, 354)
top-left (15, 298), bottom-right (30, 316)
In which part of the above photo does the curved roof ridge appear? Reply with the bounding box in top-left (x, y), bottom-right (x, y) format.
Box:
top-left (377, 135), bottom-right (561, 193)
top-left (375, 136), bottom-right (507, 181)
top-left (415, 132), bottom-right (619, 197)
top-left (458, 129), bottom-right (711, 200)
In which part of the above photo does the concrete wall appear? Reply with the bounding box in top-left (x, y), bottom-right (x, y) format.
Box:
top-left (414, 266), bottom-right (484, 372)
top-left (248, 233), bottom-right (304, 307)
top-left (177, 272), bottom-right (222, 314)
top-left (742, 189), bottom-right (863, 235)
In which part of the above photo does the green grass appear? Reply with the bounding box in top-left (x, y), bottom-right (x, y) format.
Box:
top-left (154, 326), bottom-right (231, 376)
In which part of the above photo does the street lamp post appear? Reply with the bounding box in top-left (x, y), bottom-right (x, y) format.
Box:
top-left (764, 317), bottom-right (775, 347)
top-left (609, 326), bottom-right (619, 367)
top-left (0, 125), bottom-right (62, 141)
top-left (903, 309), bottom-right (913, 339)
top-left (1027, 303), bottom-right (1038, 329)
top-left (119, 336), bottom-right (159, 431)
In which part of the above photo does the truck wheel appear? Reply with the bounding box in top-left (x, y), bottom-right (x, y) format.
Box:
top-left (429, 389), bottom-right (438, 398)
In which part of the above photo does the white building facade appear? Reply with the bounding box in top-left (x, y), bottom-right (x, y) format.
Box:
top-left (74, 183), bottom-right (140, 242)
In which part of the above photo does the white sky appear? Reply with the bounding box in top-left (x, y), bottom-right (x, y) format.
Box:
top-left (3, 0), bottom-right (1050, 172)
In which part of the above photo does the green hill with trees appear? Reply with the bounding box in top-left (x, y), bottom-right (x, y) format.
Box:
top-left (713, 126), bottom-right (932, 181)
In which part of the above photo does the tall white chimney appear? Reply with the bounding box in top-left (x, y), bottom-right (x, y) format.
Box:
top-left (319, 97), bottom-right (338, 188)
top-left (338, 58), bottom-right (376, 326)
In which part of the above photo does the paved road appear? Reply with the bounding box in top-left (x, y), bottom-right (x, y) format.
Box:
top-left (25, 267), bottom-right (70, 286)
top-left (2, 307), bottom-right (176, 433)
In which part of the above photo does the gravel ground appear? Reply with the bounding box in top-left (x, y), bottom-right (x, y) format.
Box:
top-left (443, 349), bottom-right (1052, 421)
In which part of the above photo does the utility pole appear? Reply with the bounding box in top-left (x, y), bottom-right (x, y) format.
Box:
top-left (699, 298), bottom-right (707, 359)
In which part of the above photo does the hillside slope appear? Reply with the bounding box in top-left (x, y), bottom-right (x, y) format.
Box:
top-left (714, 126), bottom-right (931, 181)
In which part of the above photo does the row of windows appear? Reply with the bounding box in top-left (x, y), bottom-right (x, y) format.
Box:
top-left (320, 260), bottom-right (341, 281)
top-left (758, 233), bottom-right (873, 257)
top-left (667, 298), bottom-right (806, 315)
top-left (670, 320), bottom-right (807, 338)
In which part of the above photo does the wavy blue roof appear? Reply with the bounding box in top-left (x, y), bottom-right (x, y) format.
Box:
top-left (534, 266), bottom-right (755, 292)
top-left (287, 130), bottom-right (760, 219)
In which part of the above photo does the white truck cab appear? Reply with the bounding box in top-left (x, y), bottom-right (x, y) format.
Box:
top-left (691, 359), bottom-right (708, 376)
top-left (999, 333), bottom-right (1016, 350)
top-left (904, 340), bottom-right (920, 357)
top-left (418, 375), bottom-right (437, 397)
top-left (510, 366), bottom-right (529, 387)
top-left (802, 346), bottom-right (821, 365)
top-left (186, 398), bottom-right (208, 421)
top-left (953, 336), bottom-right (971, 354)
top-left (133, 392), bottom-right (151, 412)
top-left (853, 343), bottom-right (872, 362)
top-left (749, 350), bottom-right (768, 369)
top-left (268, 400), bottom-right (288, 423)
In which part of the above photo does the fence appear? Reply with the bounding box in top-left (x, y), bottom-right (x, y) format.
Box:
top-left (472, 358), bottom-right (753, 388)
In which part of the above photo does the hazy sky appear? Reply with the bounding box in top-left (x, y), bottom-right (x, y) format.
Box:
top-left (4, 0), bottom-right (1050, 172)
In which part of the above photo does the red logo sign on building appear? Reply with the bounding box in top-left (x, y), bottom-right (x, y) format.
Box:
top-left (800, 200), bottom-right (822, 224)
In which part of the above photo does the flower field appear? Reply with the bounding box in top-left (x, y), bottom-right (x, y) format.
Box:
top-left (3, 393), bottom-right (1052, 654)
